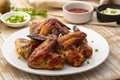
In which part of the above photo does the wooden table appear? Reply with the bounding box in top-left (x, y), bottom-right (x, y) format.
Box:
top-left (0, 0), bottom-right (120, 80)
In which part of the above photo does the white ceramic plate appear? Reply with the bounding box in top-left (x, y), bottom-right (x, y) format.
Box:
top-left (2, 24), bottom-right (109, 76)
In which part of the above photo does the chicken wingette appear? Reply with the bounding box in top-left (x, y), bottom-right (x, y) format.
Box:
top-left (28, 35), bottom-right (65, 69)
top-left (15, 38), bottom-right (40, 59)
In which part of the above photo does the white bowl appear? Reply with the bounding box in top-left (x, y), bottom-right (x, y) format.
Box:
top-left (63, 2), bottom-right (94, 24)
top-left (0, 11), bottom-right (31, 27)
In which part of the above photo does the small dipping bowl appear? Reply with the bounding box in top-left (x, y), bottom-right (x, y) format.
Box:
top-left (0, 11), bottom-right (31, 27)
top-left (96, 4), bottom-right (120, 24)
top-left (63, 2), bottom-right (94, 24)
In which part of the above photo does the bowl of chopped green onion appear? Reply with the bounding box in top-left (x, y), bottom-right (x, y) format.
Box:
top-left (0, 11), bottom-right (31, 27)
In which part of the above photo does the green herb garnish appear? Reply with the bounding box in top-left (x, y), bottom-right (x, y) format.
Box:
top-left (49, 34), bottom-right (53, 37)
top-left (31, 29), bottom-right (35, 33)
top-left (110, 10), bottom-right (116, 14)
top-left (35, 10), bottom-right (47, 17)
top-left (86, 60), bottom-right (90, 64)
top-left (18, 56), bottom-right (22, 60)
top-left (95, 48), bottom-right (99, 52)
top-left (101, 10), bottom-right (108, 14)
top-left (73, 47), bottom-right (79, 51)
top-left (91, 40), bottom-right (94, 43)
top-left (101, 8), bottom-right (120, 15)
top-left (6, 15), bottom-right (26, 23)
top-left (12, 7), bottom-right (47, 20)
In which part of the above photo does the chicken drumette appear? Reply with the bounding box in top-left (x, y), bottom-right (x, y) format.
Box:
top-left (15, 38), bottom-right (40, 59)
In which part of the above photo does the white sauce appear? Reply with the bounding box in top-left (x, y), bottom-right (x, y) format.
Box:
top-left (101, 8), bottom-right (120, 15)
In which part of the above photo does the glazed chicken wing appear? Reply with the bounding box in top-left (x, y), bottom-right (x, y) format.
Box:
top-left (79, 38), bottom-right (93, 58)
top-left (58, 31), bottom-right (87, 50)
top-left (28, 35), bottom-right (65, 69)
top-left (64, 48), bottom-right (85, 67)
top-left (30, 18), bottom-right (70, 36)
top-left (15, 38), bottom-right (40, 59)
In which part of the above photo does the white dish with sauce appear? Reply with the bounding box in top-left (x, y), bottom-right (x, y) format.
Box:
top-left (63, 2), bottom-right (94, 24)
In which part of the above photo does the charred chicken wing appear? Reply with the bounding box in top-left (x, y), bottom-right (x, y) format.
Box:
top-left (28, 35), bottom-right (65, 69)
top-left (15, 38), bottom-right (39, 59)
top-left (30, 18), bottom-right (70, 36)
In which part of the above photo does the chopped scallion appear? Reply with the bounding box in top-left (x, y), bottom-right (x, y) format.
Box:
top-left (6, 15), bottom-right (26, 23)
top-left (12, 7), bottom-right (48, 20)
top-left (86, 60), bottom-right (90, 64)
top-left (95, 48), bottom-right (99, 52)
top-left (91, 40), bottom-right (94, 43)
top-left (18, 56), bottom-right (22, 60)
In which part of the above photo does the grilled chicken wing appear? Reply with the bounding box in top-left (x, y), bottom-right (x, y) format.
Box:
top-left (64, 48), bottom-right (85, 67)
top-left (58, 31), bottom-right (87, 50)
top-left (29, 22), bottom-right (40, 34)
top-left (79, 38), bottom-right (93, 58)
top-left (30, 18), bottom-right (70, 36)
top-left (62, 38), bottom-right (92, 66)
top-left (28, 35), bottom-right (65, 69)
top-left (15, 38), bottom-right (40, 59)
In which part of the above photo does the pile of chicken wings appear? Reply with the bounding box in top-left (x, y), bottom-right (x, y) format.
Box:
top-left (15, 18), bottom-right (92, 69)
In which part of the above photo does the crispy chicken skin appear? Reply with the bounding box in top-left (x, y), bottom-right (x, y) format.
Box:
top-left (79, 38), bottom-right (93, 58)
top-left (58, 31), bottom-right (87, 50)
top-left (29, 52), bottom-right (65, 69)
top-left (28, 35), bottom-right (65, 69)
top-left (15, 38), bottom-right (39, 59)
top-left (64, 48), bottom-right (85, 67)
top-left (29, 22), bottom-right (40, 34)
top-left (62, 38), bottom-right (92, 66)
top-left (57, 31), bottom-right (87, 66)
top-left (73, 26), bottom-right (93, 58)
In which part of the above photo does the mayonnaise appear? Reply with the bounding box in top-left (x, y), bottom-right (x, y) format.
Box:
top-left (101, 8), bottom-right (120, 15)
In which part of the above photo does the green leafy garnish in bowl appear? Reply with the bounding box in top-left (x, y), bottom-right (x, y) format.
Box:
top-left (6, 15), bottom-right (26, 23)
top-left (12, 7), bottom-right (47, 20)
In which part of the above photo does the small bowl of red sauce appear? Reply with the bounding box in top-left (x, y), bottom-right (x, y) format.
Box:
top-left (68, 8), bottom-right (89, 13)
top-left (63, 2), bottom-right (94, 24)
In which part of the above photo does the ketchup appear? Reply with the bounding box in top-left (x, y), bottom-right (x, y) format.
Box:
top-left (68, 8), bottom-right (88, 13)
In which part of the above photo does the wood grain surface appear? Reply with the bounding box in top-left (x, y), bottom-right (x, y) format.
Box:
top-left (0, 0), bottom-right (120, 80)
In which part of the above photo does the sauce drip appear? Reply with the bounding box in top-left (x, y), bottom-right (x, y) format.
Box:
top-left (68, 8), bottom-right (88, 13)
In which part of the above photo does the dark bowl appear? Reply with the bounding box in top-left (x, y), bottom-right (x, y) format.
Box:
top-left (96, 4), bottom-right (120, 24)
